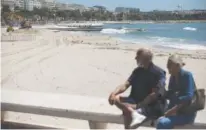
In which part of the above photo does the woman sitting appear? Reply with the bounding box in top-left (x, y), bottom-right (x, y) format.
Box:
top-left (156, 54), bottom-right (197, 129)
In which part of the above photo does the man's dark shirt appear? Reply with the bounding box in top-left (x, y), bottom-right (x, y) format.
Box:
top-left (127, 62), bottom-right (166, 104)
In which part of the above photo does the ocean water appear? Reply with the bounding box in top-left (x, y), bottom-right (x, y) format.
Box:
top-left (101, 23), bottom-right (206, 50)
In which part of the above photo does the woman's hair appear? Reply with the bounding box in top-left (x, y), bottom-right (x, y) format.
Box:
top-left (168, 54), bottom-right (185, 67)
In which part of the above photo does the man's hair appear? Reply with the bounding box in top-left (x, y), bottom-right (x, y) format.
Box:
top-left (137, 48), bottom-right (145, 55)
top-left (137, 48), bottom-right (153, 62)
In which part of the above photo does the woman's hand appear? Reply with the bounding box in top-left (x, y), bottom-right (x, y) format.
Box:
top-left (164, 109), bottom-right (176, 116)
top-left (164, 107), bottom-right (178, 116)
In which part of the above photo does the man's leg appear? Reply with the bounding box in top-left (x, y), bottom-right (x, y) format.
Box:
top-left (113, 96), bottom-right (136, 129)
top-left (114, 95), bottom-right (136, 111)
top-left (123, 111), bottom-right (132, 129)
top-left (156, 115), bottom-right (196, 129)
top-left (129, 107), bottom-right (148, 129)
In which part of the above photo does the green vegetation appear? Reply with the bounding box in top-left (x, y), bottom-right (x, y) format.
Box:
top-left (1, 5), bottom-right (206, 25)
top-left (6, 26), bottom-right (14, 32)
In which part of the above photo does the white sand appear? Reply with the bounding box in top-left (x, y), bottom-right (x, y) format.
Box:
top-left (1, 27), bottom-right (206, 129)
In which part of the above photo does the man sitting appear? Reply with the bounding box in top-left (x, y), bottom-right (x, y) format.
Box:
top-left (108, 48), bottom-right (167, 129)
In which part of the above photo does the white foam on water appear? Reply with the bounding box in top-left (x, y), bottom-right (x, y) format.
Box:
top-left (118, 36), bottom-right (206, 51)
top-left (159, 43), bottom-right (206, 50)
top-left (100, 28), bottom-right (128, 34)
top-left (183, 27), bottom-right (197, 31)
top-left (145, 36), bottom-right (206, 50)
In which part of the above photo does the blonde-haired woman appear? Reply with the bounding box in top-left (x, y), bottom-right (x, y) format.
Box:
top-left (156, 55), bottom-right (197, 129)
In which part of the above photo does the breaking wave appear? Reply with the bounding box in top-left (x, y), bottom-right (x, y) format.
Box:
top-left (100, 28), bottom-right (129, 34)
top-left (183, 27), bottom-right (197, 31)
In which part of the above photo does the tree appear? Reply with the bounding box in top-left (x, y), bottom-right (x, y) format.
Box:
top-left (2, 5), bottom-right (11, 13)
top-left (14, 6), bottom-right (21, 12)
top-left (70, 10), bottom-right (82, 20)
top-left (82, 11), bottom-right (92, 20)
top-left (116, 12), bottom-right (124, 21)
top-left (1, 5), bottom-right (11, 25)
top-left (33, 7), bottom-right (50, 20)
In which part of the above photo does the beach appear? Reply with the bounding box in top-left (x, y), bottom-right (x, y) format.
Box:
top-left (1, 26), bottom-right (206, 128)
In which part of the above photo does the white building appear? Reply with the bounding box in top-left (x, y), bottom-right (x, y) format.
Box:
top-left (54, 2), bottom-right (86, 11)
top-left (24, 0), bottom-right (34, 11)
top-left (1, 0), bottom-right (15, 11)
top-left (25, 0), bottom-right (42, 11)
top-left (67, 4), bottom-right (86, 11)
top-left (15, 0), bottom-right (25, 9)
top-left (33, 0), bottom-right (42, 9)
top-left (40, 0), bottom-right (56, 9)
top-left (55, 2), bottom-right (68, 10)
top-left (3, 0), bottom-right (42, 11)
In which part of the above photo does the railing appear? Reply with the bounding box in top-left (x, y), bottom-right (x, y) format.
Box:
top-left (1, 89), bottom-right (206, 129)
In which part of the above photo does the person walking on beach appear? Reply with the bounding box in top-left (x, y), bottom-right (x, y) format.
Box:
top-left (108, 48), bottom-right (167, 129)
top-left (156, 55), bottom-right (197, 129)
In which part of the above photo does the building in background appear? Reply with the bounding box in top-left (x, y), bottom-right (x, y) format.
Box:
top-left (33, 0), bottom-right (42, 9)
top-left (15, 0), bottom-right (25, 10)
top-left (115, 7), bottom-right (140, 13)
top-left (2, 0), bottom-right (42, 11)
top-left (93, 5), bottom-right (106, 11)
top-left (55, 2), bottom-right (86, 11)
top-left (173, 9), bottom-right (206, 15)
top-left (67, 4), bottom-right (86, 11)
top-left (88, 7), bottom-right (99, 11)
top-left (24, 0), bottom-right (34, 11)
top-left (1, 0), bottom-right (15, 11)
top-left (55, 2), bottom-right (69, 10)
top-left (40, 0), bottom-right (56, 9)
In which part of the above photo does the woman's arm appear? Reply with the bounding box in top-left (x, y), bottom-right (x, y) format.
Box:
top-left (161, 76), bottom-right (173, 100)
top-left (164, 104), bottom-right (184, 116)
top-left (164, 71), bottom-right (195, 116)
top-left (178, 71), bottom-right (195, 104)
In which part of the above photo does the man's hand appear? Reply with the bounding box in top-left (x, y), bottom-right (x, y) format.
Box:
top-left (108, 93), bottom-right (116, 105)
top-left (108, 82), bottom-right (130, 105)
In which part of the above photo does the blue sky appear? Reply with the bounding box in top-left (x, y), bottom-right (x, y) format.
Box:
top-left (58, 0), bottom-right (206, 11)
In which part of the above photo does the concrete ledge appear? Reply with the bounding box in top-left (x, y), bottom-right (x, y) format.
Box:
top-left (1, 89), bottom-right (123, 124)
top-left (1, 89), bottom-right (206, 129)
top-left (1, 111), bottom-right (65, 129)
top-left (1, 111), bottom-right (154, 129)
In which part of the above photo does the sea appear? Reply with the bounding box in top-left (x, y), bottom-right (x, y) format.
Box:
top-left (100, 22), bottom-right (206, 50)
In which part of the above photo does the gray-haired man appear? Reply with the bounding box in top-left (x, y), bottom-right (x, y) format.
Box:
top-left (108, 48), bottom-right (167, 129)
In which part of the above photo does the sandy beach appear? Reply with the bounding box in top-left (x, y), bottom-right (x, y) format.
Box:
top-left (1, 26), bottom-right (206, 129)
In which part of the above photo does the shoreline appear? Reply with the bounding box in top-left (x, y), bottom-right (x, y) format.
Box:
top-left (2, 27), bottom-right (206, 54)
top-left (2, 20), bottom-right (206, 28)
top-left (97, 20), bottom-right (206, 24)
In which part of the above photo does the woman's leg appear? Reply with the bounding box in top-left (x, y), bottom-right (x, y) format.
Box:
top-left (156, 114), bottom-right (196, 129)
top-left (156, 116), bottom-right (173, 129)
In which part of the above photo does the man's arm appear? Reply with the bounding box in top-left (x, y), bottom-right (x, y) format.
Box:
top-left (137, 69), bottom-right (166, 108)
top-left (108, 81), bottom-right (130, 105)
top-left (111, 81), bottom-right (130, 96)
top-left (110, 69), bottom-right (136, 96)
top-left (109, 69), bottom-right (136, 105)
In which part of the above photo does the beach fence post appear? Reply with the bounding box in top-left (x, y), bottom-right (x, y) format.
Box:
top-left (88, 121), bottom-right (107, 129)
